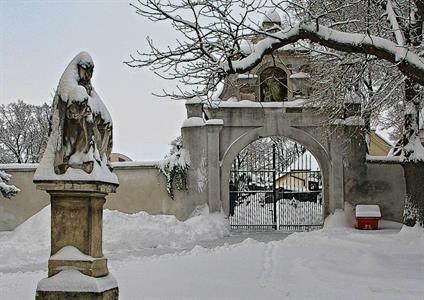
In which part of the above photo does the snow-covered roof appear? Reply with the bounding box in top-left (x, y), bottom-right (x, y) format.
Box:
top-left (373, 130), bottom-right (394, 147)
top-left (283, 151), bottom-right (320, 173)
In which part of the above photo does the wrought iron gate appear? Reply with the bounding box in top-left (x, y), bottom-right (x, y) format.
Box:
top-left (229, 137), bottom-right (324, 231)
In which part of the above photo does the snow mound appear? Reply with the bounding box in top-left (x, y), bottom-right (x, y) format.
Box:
top-left (104, 206), bottom-right (230, 252)
top-left (324, 205), bottom-right (356, 230)
top-left (0, 204), bottom-right (229, 272)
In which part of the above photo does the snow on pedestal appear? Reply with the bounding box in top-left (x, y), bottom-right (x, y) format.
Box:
top-left (37, 270), bottom-right (118, 293)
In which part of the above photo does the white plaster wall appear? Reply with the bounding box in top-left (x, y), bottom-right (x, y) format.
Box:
top-left (0, 163), bottom-right (188, 231)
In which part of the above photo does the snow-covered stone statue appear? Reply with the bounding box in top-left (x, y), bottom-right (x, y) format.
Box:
top-left (33, 52), bottom-right (118, 300)
top-left (34, 52), bottom-right (117, 184)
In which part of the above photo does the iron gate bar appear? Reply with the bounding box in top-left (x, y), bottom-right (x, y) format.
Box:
top-left (229, 137), bottom-right (324, 231)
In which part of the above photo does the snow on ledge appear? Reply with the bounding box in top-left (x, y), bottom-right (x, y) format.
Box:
top-left (206, 119), bottom-right (224, 126)
top-left (0, 162), bottom-right (161, 171)
top-left (50, 246), bottom-right (99, 261)
top-left (182, 117), bottom-right (205, 128)
top-left (290, 72), bottom-right (310, 79)
top-left (366, 155), bottom-right (402, 163)
top-left (0, 163), bottom-right (39, 171)
top-left (112, 161), bottom-right (159, 168)
top-left (356, 205), bottom-right (381, 218)
top-left (209, 99), bottom-right (306, 108)
top-left (37, 270), bottom-right (117, 293)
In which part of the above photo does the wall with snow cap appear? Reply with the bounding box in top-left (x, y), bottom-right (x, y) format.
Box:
top-left (0, 162), bottom-right (188, 231)
top-left (347, 160), bottom-right (406, 222)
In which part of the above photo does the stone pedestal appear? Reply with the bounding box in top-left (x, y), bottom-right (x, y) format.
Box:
top-left (34, 181), bottom-right (119, 300)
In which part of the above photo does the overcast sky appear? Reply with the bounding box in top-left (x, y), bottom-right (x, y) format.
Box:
top-left (0, 0), bottom-right (187, 161)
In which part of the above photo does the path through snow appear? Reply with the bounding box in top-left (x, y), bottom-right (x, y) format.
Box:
top-left (1, 206), bottom-right (423, 299)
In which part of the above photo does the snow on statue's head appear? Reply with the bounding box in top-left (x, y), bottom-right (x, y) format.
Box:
top-left (34, 52), bottom-right (118, 184)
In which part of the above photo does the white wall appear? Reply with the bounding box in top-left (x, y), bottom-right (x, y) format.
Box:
top-left (0, 162), bottom-right (189, 231)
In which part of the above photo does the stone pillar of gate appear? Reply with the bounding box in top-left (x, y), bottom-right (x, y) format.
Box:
top-left (206, 119), bottom-right (224, 213)
top-left (329, 131), bottom-right (345, 211)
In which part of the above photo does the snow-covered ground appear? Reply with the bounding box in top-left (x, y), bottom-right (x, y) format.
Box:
top-left (1, 205), bottom-right (424, 299)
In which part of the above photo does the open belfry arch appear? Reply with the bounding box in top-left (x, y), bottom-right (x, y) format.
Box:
top-left (178, 13), bottom-right (406, 228)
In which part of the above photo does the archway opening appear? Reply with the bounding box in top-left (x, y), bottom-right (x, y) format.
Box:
top-left (229, 136), bottom-right (324, 231)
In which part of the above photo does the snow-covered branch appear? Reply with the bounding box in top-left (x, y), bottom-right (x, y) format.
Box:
top-left (227, 21), bottom-right (424, 86)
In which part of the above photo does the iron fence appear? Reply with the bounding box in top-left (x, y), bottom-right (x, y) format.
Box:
top-left (229, 137), bottom-right (324, 231)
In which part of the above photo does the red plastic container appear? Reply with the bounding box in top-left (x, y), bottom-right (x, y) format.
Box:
top-left (355, 205), bottom-right (381, 230)
top-left (356, 217), bottom-right (379, 230)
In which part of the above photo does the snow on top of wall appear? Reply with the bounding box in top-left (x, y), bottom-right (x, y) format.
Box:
top-left (37, 270), bottom-right (117, 292)
top-left (206, 119), bottom-right (224, 126)
top-left (182, 117), bottom-right (205, 128)
top-left (262, 9), bottom-right (281, 24)
top-left (290, 72), bottom-right (310, 79)
top-left (237, 73), bottom-right (258, 79)
top-left (111, 161), bottom-right (159, 168)
top-left (366, 155), bottom-right (402, 162)
top-left (210, 99), bottom-right (305, 108)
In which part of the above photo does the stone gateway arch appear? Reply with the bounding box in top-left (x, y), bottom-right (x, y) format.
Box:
top-left (175, 46), bottom-right (406, 227)
top-left (181, 100), bottom-right (347, 224)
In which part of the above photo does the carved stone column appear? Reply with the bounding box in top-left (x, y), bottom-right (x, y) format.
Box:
top-left (34, 181), bottom-right (119, 300)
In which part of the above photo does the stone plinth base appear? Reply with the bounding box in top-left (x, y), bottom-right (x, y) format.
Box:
top-left (34, 181), bottom-right (117, 278)
top-left (36, 270), bottom-right (118, 300)
top-left (36, 288), bottom-right (118, 300)
top-left (49, 256), bottom-right (108, 277)
top-left (33, 181), bottom-right (119, 300)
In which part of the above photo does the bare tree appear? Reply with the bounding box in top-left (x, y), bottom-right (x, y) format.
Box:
top-left (0, 101), bottom-right (50, 163)
top-left (127, 0), bottom-right (424, 160)
top-left (0, 170), bottom-right (19, 199)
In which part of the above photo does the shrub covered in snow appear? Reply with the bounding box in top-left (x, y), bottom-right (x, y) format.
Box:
top-left (0, 170), bottom-right (19, 199)
top-left (158, 136), bottom-right (190, 199)
top-left (404, 196), bottom-right (424, 228)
